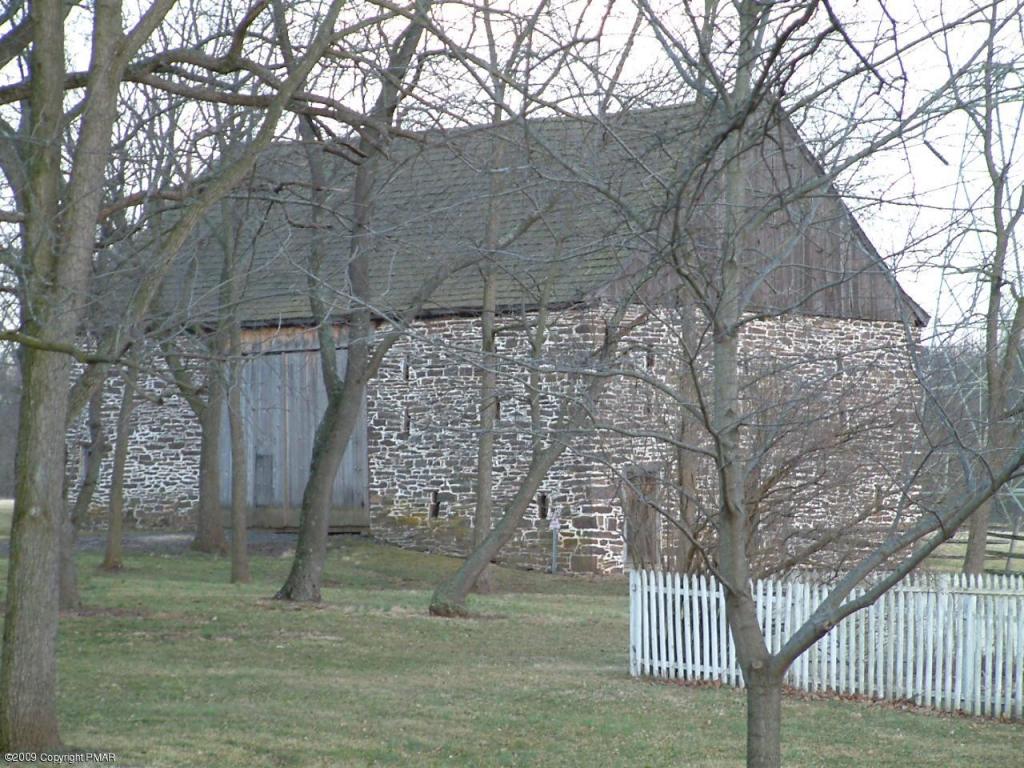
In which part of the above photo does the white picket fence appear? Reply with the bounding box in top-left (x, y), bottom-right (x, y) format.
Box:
top-left (629, 570), bottom-right (1024, 718)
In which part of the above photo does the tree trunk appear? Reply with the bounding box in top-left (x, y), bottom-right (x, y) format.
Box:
top-left (431, 454), bottom-right (557, 616)
top-left (0, 348), bottom-right (67, 750)
top-left (275, 367), bottom-right (366, 602)
top-left (59, 382), bottom-right (106, 610)
top-left (275, 0), bottom-right (431, 602)
top-left (675, 314), bottom-right (700, 572)
top-left (963, 496), bottom-right (990, 574)
top-left (1, 0), bottom-right (66, 747)
top-left (675, 439), bottom-right (699, 571)
top-left (191, 368), bottom-right (227, 554)
top-left (102, 365), bottom-right (137, 571)
top-left (625, 469), bottom-right (660, 569)
top-left (429, 374), bottom-right (607, 616)
top-left (228, 356), bottom-right (250, 583)
top-left (473, 267), bottom-right (498, 594)
top-left (745, 668), bottom-right (783, 768)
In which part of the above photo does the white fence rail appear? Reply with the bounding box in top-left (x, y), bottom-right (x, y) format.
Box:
top-left (629, 570), bottom-right (1024, 718)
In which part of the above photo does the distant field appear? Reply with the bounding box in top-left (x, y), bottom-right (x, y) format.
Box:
top-left (927, 531), bottom-right (1024, 573)
top-left (0, 498), bottom-right (10, 537)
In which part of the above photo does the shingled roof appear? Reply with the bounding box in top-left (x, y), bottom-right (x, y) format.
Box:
top-left (166, 105), bottom-right (928, 328)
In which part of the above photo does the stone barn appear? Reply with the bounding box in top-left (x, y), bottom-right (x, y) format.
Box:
top-left (80, 105), bottom-right (928, 573)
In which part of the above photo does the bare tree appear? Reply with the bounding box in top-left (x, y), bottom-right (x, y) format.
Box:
top-left (0, 0), bottom-right (345, 748)
top-left (934, 8), bottom-right (1024, 573)
top-left (575, 3), bottom-right (1024, 766)
top-left (422, 2), bottom-right (1024, 765)
top-left (59, 380), bottom-right (108, 610)
top-left (101, 357), bottom-right (139, 571)
top-left (275, 0), bottom-right (437, 602)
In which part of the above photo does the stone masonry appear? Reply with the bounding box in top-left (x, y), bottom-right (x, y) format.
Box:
top-left (73, 306), bottom-right (920, 573)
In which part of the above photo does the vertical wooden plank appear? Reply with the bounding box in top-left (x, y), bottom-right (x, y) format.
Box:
top-left (629, 570), bottom-right (639, 677)
top-left (975, 594), bottom-right (985, 716)
top-left (682, 572), bottom-right (694, 679)
top-left (1009, 596), bottom-right (1018, 718)
top-left (1014, 596), bottom-right (1023, 719)
top-left (994, 594), bottom-right (1004, 718)
top-left (853, 592), bottom-right (862, 695)
top-left (777, 581), bottom-right (787, 658)
top-left (983, 595), bottom-right (993, 716)
top-left (806, 581), bottom-right (816, 692)
top-left (673, 572), bottom-right (684, 680)
top-left (796, 582), bottom-right (807, 691)
top-left (273, 354), bottom-right (288, 518)
top-left (839, 597), bottom-right (849, 694)
top-left (895, 589), bottom-right (905, 700)
top-left (954, 592), bottom-right (965, 712)
top-left (923, 590), bottom-right (934, 709)
top-left (700, 574), bottom-right (712, 680)
top-left (913, 591), bottom-right (924, 705)
top-left (798, 585), bottom-right (806, 696)
top-left (819, 585), bottom-right (827, 696)
top-left (818, 583), bottom-right (828, 693)
top-left (977, 594), bottom-right (987, 716)
top-left (708, 576), bottom-right (721, 681)
top-left (965, 594), bottom-right (977, 714)
top-left (639, 570), bottom-right (650, 676)
top-left (976, 593), bottom-right (985, 716)
top-left (868, 590), bottom-right (878, 700)
top-left (287, 351), bottom-right (308, 512)
top-left (880, 593), bottom-right (888, 700)
top-left (647, 569), bottom-right (659, 677)
top-left (827, 585), bottom-right (835, 696)
top-left (939, 590), bottom-right (950, 711)
top-left (651, 571), bottom-right (660, 678)
top-left (656, 570), bottom-right (667, 678)
top-left (279, 352), bottom-right (290, 520)
top-left (909, 586), bottom-right (918, 701)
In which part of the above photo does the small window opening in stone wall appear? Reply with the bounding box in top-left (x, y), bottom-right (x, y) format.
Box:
top-left (429, 490), bottom-right (441, 518)
top-left (402, 354), bottom-right (410, 382)
top-left (401, 405), bottom-right (410, 437)
top-left (494, 396), bottom-right (501, 423)
top-left (537, 492), bottom-right (549, 519)
top-left (645, 347), bottom-right (655, 369)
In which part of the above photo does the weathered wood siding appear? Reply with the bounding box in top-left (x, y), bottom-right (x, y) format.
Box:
top-left (218, 326), bottom-right (369, 530)
top-left (741, 121), bottom-right (918, 323)
top-left (602, 119), bottom-right (926, 325)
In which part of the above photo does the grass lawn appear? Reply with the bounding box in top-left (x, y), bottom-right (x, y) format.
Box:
top-left (0, 537), bottom-right (1011, 767)
top-left (929, 532), bottom-right (1024, 574)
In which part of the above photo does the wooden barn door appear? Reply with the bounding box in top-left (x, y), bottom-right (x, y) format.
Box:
top-left (219, 327), bottom-right (369, 531)
top-left (624, 469), bottom-right (660, 570)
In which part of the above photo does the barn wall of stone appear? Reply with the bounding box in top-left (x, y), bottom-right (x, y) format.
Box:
top-left (70, 308), bottom-right (921, 574)
top-left (366, 307), bottom-right (921, 574)
top-left (69, 359), bottom-right (201, 527)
